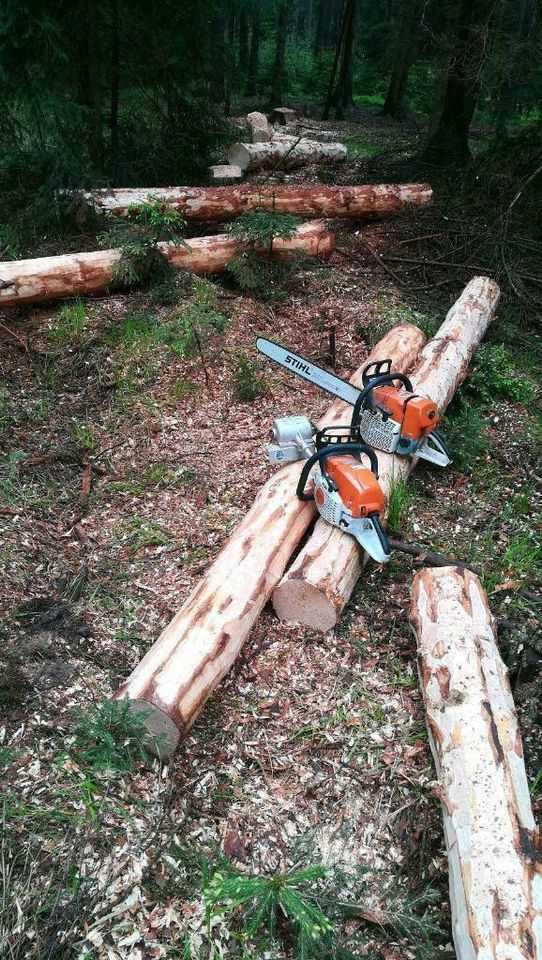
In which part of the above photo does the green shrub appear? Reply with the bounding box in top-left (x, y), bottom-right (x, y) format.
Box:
top-left (205, 864), bottom-right (334, 958)
top-left (466, 344), bottom-right (536, 407)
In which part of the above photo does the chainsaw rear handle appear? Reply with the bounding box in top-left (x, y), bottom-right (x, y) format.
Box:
top-left (351, 370), bottom-right (414, 430)
top-left (296, 442), bottom-right (379, 501)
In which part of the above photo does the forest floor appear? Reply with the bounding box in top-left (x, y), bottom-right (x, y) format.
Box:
top-left (1, 107), bottom-right (541, 960)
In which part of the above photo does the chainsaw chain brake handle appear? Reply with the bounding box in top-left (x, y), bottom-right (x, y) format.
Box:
top-left (296, 441), bottom-right (379, 501)
top-left (351, 361), bottom-right (415, 430)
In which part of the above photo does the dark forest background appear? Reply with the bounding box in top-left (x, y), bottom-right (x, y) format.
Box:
top-left (1, 0), bottom-right (541, 263)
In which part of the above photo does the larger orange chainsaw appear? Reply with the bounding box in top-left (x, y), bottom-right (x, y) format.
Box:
top-left (257, 338), bottom-right (451, 467)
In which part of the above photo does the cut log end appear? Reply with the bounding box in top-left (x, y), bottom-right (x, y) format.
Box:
top-left (272, 579), bottom-right (339, 633)
top-left (126, 698), bottom-right (180, 761)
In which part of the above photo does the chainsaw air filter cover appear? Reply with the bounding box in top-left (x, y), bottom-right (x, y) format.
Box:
top-left (322, 454), bottom-right (385, 518)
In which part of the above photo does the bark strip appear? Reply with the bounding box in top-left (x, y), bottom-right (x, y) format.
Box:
top-left (411, 566), bottom-right (542, 960)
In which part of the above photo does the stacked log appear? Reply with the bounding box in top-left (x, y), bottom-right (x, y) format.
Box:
top-left (227, 139), bottom-right (347, 171)
top-left (410, 566), bottom-right (542, 959)
top-left (0, 221), bottom-right (333, 308)
top-left (114, 323), bottom-right (425, 758)
top-left (272, 276), bottom-right (501, 631)
top-left (81, 183), bottom-right (433, 220)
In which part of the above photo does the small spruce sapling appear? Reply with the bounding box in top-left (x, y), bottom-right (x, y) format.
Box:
top-left (233, 355), bottom-right (266, 402)
top-left (98, 197), bottom-right (189, 286)
top-left (226, 206), bottom-right (302, 297)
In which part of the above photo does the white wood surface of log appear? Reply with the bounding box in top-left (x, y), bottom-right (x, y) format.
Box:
top-left (114, 323), bottom-right (425, 758)
top-left (227, 138), bottom-right (347, 171)
top-left (0, 221), bottom-right (333, 307)
top-left (410, 566), bottom-right (542, 960)
top-left (80, 183), bottom-right (433, 220)
top-left (272, 276), bottom-right (501, 631)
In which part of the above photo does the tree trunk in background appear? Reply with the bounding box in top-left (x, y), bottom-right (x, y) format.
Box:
top-left (322, 0), bottom-right (347, 119)
top-left (246, 0), bottom-right (261, 95)
top-left (423, 0), bottom-right (493, 164)
top-left (382, 0), bottom-right (423, 118)
top-left (495, 0), bottom-right (534, 135)
top-left (210, 15), bottom-right (227, 109)
top-left (335, 0), bottom-right (356, 117)
top-left (110, 0), bottom-right (120, 179)
top-left (313, 0), bottom-right (328, 56)
top-left (271, 2), bottom-right (288, 106)
top-left (86, 0), bottom-right (103, 166)
top-left (325, 0), bottom-right (357, 119)
top-left (239, 6), bottom-right (249, 73)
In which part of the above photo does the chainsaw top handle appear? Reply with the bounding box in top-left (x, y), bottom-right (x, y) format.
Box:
top-left (362, 359), bottom-right (414, 391)
top-left (296, 441), bottom-right (379, 501)
top-left (351, 369), bottom-right (414, 430)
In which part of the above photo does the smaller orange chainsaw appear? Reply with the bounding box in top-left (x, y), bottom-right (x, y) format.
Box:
top-left (296, 430), bottom-right (391, 564)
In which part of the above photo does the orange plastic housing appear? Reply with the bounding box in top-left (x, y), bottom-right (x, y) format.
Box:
top-left (325, 455), bottom-right (385, 518)
top-left (371, 386), bottom-right (439, 440)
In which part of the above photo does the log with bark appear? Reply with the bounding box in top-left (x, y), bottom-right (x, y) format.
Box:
top-left (410, 566), bottom-right (542, 959)
top-left (82, 183), bottom-right (433, 220)
top-left (227, 138), bottom-right (347, 171)
top-left (272, 276), bottom-right (501, 632)
top-left (0, 221), bottom-right (333, 307)
top-left (114, 323), bottom-right (425, 758)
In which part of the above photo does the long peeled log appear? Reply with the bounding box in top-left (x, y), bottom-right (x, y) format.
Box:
top-left (0, 221), bottom-right (333, 307)
top-left (114, 324), bottom-right (425, 758)
top-left (410, 566), bottom-right (542, 959)
top-left (80, 183), bottom-right (433, 220)
top-left (228, 139), bottom-right (347, 171)
top-left (272, 276), bottom-right (501, 632)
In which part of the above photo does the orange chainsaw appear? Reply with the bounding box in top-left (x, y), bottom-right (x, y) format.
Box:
top-left (295, 430), bottom-right (391, 564)
top-left (257, 339), bottom-right (451, 467)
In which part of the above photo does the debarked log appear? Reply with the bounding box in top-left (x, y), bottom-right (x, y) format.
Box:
top-left (272, 276), bottom-right (501, 632)
top-left (80, 183), bottom-right (433, 220)
top-left (227, 138), bottom-right (347, 171)
top-left (113, 323), bottom-right (426, 759)
top-left (410, 566), bottom-right (542, 960)
top-left (0, 221), bottom-right (333, 307)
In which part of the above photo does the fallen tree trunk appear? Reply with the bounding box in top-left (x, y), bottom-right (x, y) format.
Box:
top-left (114, 323), bottom-right (425, 758)
top-left (272, 276), bottom-right (501, 632)
top-left (410, 566), bottom-right (542, 960)
top-left (81, 183), bottom-right (433, 220)
top-left (0, 221), bottom-right (333, 307)
top-left (227, 138), bottom-right (347, 171)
